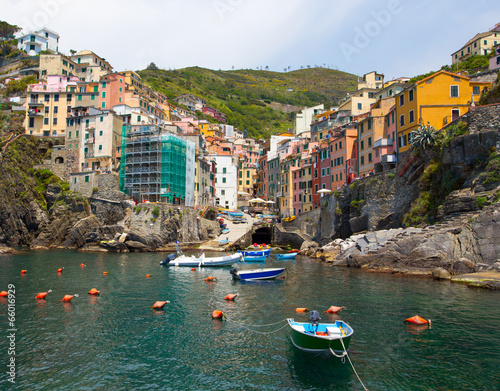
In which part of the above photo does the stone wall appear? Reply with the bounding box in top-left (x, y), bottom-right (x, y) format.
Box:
top-left (70, 171), bottom-right (98, 197)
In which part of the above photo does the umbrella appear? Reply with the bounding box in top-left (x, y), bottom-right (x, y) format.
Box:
top-left (249, 198), bottom-right (266, 203)
top-left (265, 200), bottom-right (275, 204)
top-left (317, 189), bottom-right (331, 194)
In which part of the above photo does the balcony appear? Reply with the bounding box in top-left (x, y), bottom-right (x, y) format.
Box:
top-left (85, 152), bottom-right (94, 158)
top-left (381, 154), bottom-right (396, 163)
top-left (85, 137), bottom-right (94, 144)
top-left (29, 100), bottom-right (44, 106)
top-left (28, 109), bottom-right (43, 117)
top-left (374, 138), bottom-right (393, 148)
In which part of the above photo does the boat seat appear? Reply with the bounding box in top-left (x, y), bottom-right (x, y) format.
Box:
top-left (326, 327), bottom-right (342, 335)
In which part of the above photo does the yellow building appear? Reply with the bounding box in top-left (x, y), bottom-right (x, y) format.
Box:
top-left (396, 71), bottom-right (492, 153)
top-left (39, 54), bottom-right (78, 78)
top-left (451, 23), bottom-right (500, 64)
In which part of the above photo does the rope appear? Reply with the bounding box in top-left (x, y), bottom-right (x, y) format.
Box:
top-left (225, 318), bottom-right (289, 334)
top-left (225, 317), bottom-right (288, 328)
top-left (338, 336), bottom-right (369, 391)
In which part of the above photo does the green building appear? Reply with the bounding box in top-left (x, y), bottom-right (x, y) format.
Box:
top-left (119, 124), bottom-right (195, 205)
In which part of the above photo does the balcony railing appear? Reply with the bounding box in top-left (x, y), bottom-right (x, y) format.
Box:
top-left (381, 154), bottom-right (396, 163)
top-left (374, 138), bottom-right (393, 148)
top-left (85, 152), bottom-right (94, 158)
top-left (85, 138), bottom-right (94, 144)
top-left (28, 110), bottom-right (43, 117)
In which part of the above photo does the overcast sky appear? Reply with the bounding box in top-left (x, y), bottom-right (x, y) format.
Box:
top-left (3, 0), bottom-right (500, 80)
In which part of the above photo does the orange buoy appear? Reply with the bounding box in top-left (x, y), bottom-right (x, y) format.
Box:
top-left (224, 294), bottom-right (237, 300)
top-left (254, 243), bottom-right (258, 247)
top-left (296, 308), bottom-right (309, 313)
top-left (262, 243), bottom-right (266, 247)
top-left (103, 271), bottom-right (109, 275)
top-left (0, 291), bottom-right (8, 297)
top-left (62, 294), bottom-right (78, 302)
top-left (146, 274), bottom-right (152, 278)
top-left (151, 300), bottom-right (170, 309)
top-left (88, 288), bottom-right (100, 295)
top-left (324, 306), bottom-right (345, 314)
top-left (205, 276), bottom-right (216, 282)
top-left (212, 310), bottom-right (225, 319)
top-left (191, 268), bottom-right (196, 271)
top-left (21, 270), bottom-right (27, 274)
top-left (80, 263), bottom-right (85, 268)
top-left (57, 267), bottom-right (64, 273)
top-left (405, 315), bottom-right (431, 325)
top-left (36, 290), bottom-right (52, 299)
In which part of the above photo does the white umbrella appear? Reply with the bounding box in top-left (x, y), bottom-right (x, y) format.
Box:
top-left (317, 189), bottom-right (331, 194)
top-left (265, 200), bottom-right (275, 204)
top-left (249, 198), bottom-right (266, 203)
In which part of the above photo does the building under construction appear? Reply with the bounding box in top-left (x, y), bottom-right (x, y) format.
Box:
top-left (119, 124), bottom-right (195, 205)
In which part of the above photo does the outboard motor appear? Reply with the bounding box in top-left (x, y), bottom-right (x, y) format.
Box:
top-left (160, 253), bottom-right (177, 266)
top-left (309, 310), bottom-right (321, 326)
top-left (230, 268), bottom-right (238, 277)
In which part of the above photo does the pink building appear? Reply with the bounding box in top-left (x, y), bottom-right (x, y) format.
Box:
top-left (373, 104), bottom-right (396, 172)
top-left (292, 166), bottom-right (303, 215)
top-left (29, 75), bottom-right (79, 92)
top-left (202, 106), bottom-right (226, 123)
top-left (330, 127), bottom-right (357, 189)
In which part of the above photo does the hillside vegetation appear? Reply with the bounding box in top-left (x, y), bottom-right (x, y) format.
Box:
top-left (138, 67), bottom-right (358, 138)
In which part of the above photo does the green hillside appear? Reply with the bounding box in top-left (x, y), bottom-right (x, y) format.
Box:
top-left (138, 66), bottom-right (358, 139)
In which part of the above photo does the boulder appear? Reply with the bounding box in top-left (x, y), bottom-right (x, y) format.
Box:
top-left (452, 258), bottom-right (475, 275)
top-left (349, 214), bottom-right (368, 234)
top-left (125, 240), bottom-right (151, 252)
top-left (432, 267), bottom-right (451, 280)
top-left (98, 241), bottom-right (129, 252)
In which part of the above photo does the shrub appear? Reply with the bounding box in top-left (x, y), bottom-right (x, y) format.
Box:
top-left (136, 206), bottom-right (142, 214)
top-left (152, 206), bottom-right (160, 218)
top-left (336, 208), bottom-right (342, 216)
top-left (476, 196), bottom-right (487, 209)
top-left (333, 191), bottom-right (339, 197)
top-left (387, 172), bottom-right (395, 178)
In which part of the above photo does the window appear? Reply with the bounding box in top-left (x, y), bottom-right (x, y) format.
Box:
top-left (399, 94), bottom-right (404, 106)
top-left (44, 106), bottom-right (49, 114)
top-left (99, 130), bottom-right (103, 136)
top-left (223, 167), bottom-right (227, 173)
top-left (29, 117), bottom-right (34, 127)
top-left (91, 94), bottom-right (95, 101)
top-left (44, 94), bottom-right (50, 102)
top-left (94, 86), bottom-right (98, 92)
top-left (137, 115), bottom-right (141, 122)
top-left (84, 176), bottom-right (89, 183)
top-left (361, 140), bottom-right (364, 150)
top-left (246, 171), bottom-right (249, 178)
top-left (368, 137), bottom-right (372, 147)
top-left (239, 180), bottom-right (242, 185)
top-left (399, 134), bottom-right (407, 148)
top-left (102, 92), bottom-right (106, 98)
top-left (368, 119), bottom-right (372, 130)
top-left (409, 110), bottom-right (415, 123)
top-left (53, 118), bottom-right (57, 125)
top-left (44, 118), bottom-right (49, 125)
top-left (53, 106), bottom-right (58, 114)
top-left (54, 94), bottom-right (59, 102)
top-left (473, 86), bottom-right (480, 95)
top-left (30, 44), bottom-right (35, 51)
top-left (357, 103), bottom-right (362, 110)
top-left (368, 153), bottom-right (372, 163)
top-left (409, 89), bottom-right (414, 101)
top-left (450, 85), bottom-right (459, 97)
top-left (222, 177), bottom-right (226, 183)
top-left (339, 141), bottom-right (342, 149)
top-left (100, 116), bottom-right (104, 122)
top-left (221, 190), bottom-right (225, 196)
top-left (360, 156), bottom-right (365, 165)
top-left (78, 95), bottom-right (82, 101)
top-left (102, 82), bottom-right (106, 88)
top-left (400, 114), bottom-right (405, 127)
top-left (67, 105), bottom-right (71, 113)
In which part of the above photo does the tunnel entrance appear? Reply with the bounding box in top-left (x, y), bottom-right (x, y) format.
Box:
top-left (252, 227), bottom-right (272, 246)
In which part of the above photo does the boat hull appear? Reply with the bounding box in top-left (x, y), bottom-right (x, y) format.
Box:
top-left (276, 253), bottom-right (297, 260)
top-left (242, 255), bottom-right (267, 262)
top-left (232, 267), bottom-right (285, 280)
top-left (168, 253), bottom-right (242, 267)
top-left (287, 319), bottom-right (353, 356)
top-left (239, 249), bottom-right (271, 257)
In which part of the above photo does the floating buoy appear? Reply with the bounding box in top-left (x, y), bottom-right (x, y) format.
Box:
top-left (151, 300), bottom-right (170, 309)
top-left (88, 288), bottom-right (100, 295)
top-left (36, 290), bottom-right (52, 299)
top-left (21, 270), bottom-right (27, 274)
top-left (146, 275), bottom-right (152, 278)
top-left (262, 243), bottom-right (266, 247)
top-left (205, 276), bottom-right (216, 282)
top-left (212, 310), bottom-right (225, 319)
top-left (296, 308), bottom-right (309, 313)
top-left (80, 263), bottom-right (85, 268)
top-left (0, 291), bottom-right (8, 297)
top-left (289, 249), bottom-right (300, 253)
top-left (224, 294), bottom-right (237, 300)
top-left (103, 271), bottom-right (109, 275)
top-left (405, 315), bottom-right (431, 325)
top-left (57, 267), bottom-right (64, 273)
top-left (254, 243), bottom-right (258, 247)
top-left (325, 306), bottom-right (345, 314)
top-left (62, 294), bottom-right (78, 302)
top-left (191, 268), bottom-right (196, 271)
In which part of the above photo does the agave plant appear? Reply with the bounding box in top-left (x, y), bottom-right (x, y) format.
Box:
top-left (410, 122), bottom-right (437, 149)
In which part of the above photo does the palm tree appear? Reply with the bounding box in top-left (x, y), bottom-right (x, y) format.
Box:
top-left (410, 122), bottom-right (437, 149)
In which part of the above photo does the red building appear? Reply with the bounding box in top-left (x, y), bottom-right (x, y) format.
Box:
top-left (202, 106), bottom-right (227, 123)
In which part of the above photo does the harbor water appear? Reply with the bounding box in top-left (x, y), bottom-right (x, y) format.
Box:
top-left (1, 250), bottom-right (499, 390)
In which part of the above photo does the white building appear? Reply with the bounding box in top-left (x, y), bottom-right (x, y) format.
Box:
top-left (212, 155), bottom-right (238, 210)
top-left (294, 104), bottom-right (324, 136)
top-left (17, 28), bottom-right (59, 55)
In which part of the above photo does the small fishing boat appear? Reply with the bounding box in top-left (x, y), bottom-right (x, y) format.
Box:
top-left (287, 311), bottom-right (354, 358)
top-left (239, 248), bottom-right (271, 257)
top-left (162, 252), bottom-right (242, 267)
top-left (230, 267), bottom-right (285, 280)
top-left (242, 255), bottom-right (267, 262)
top-left (221, 228), bottom-right (230, 234)
top-left (219, 238), bottom-right (229, 245)
top-left (276, 253), bottom-right (298, 260)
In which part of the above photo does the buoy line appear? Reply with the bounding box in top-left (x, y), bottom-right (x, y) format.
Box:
top-left (338, 336), bottom-right (369, 391)
top-left (225, 318), bottom-right (289, 334)
top-left (225, 318), bottom-right (288, 328)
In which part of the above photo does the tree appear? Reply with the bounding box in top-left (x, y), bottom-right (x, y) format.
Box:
top-left (147, 62), bottom-right (159, 71)
top-left (0, 21), bottom-right (20, 56)
top-left (70, 49), bottom-right (76, 56)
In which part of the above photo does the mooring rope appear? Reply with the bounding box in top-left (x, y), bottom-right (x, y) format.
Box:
top-left (225, 317), bottom-right (288, 328)
top-left (338, 336), bottom-right (369, 391)
top-left (225, 318), bottom-right (289, 334)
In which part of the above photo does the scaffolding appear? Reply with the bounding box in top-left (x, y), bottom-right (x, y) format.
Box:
top-left (119, 124), bottom-right (194, 205)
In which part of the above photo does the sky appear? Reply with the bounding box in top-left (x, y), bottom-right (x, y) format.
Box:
top-left (3, 0), bottom-right (500, 80)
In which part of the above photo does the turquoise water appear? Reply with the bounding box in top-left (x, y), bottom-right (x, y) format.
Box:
top-left (1, 250), bottom-right (499, 390)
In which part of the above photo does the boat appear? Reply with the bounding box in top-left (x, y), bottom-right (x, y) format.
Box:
top-left (239, 248), bottom-right (271, 257)
top-left (287, 311), bottom-right (354, 358)
top-left (242, 255), bottom-right (267, 262)
top-left (162, 252), bottom-right (242, 267)
top-left (221, 228), bottom-right (230, 234)
top-left (276, 253), bottom-right (298, 260)
top-left (219, 238), bottom-right (229, 245)
top-left (230, 267), bottom-right (286, 280)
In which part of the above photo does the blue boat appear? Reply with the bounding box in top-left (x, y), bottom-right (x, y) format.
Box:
top-left (276, 253), bottom-right (298, 260)
top-left (230, 267), bottom-right (286, 281)
top-left (239, 248), bottom-right (271, 257)
top-left (242, 255), bottom-right (267, 262)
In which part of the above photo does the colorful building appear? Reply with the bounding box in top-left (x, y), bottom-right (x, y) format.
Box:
top-left (451, 22), bottom-right (500, 64)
